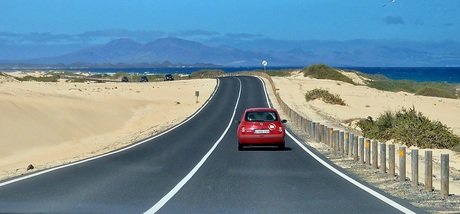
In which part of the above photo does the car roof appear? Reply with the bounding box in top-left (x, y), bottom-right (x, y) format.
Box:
top-left (244, 107), bottom-right (277, 112)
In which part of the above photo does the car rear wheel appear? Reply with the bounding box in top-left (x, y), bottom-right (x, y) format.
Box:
top-left (238, 142), bottom-right (244, 151)
top-left (278, 142), bottom-right (285, 150)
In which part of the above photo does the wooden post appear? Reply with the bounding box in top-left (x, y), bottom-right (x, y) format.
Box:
top-left (305, 119), bottom-right (309, 135)
top-left (315, 123), bottom-right (321, 142)
top-left (339, 131), bottom-right (344, 154)
top-left (314, 123), bottom-right (319, 141)
top-left (323, 125), bottom-right (328, 144)
top-left (312, 122), bottom-right (316, 140)
top-left (335, 131), bottom-right (340, 151)
top-left (441, 154), bottom-right (449, 198)
top-left (318, 124), bottom-right (324, 142)
top-left (312, 122), bottom-right (317, 140)
top-left (348, 133), bottom-right (354, 158)
top-left (399, 147), bottom-right (406, 182)
top-left (389, 144), bottom-right (395, 177)
top-left (331, 130), bottom-right (336, 150)
top-left (380, 143), bottom-right (386, 173)
top-left (344, 132), bottom-right (349, 156)
top-left (425, 150), bottom-right (433, 191)
top-left (300, 117), bottom-right (304, 131)
top-left (359, 137), bottom-right (364, 164)
top-left (329, 128), bottom-right (333, 147)
top-left (372, 140), bottom-right (378, 169)
top-left (332, 130), bottom-right (340, 151)
top-left (353, 136), bottom-right (358, 161)
top-left (365, 139), bottom-right (371, 166)
top-left (411, 149), bottom-right (419, 187)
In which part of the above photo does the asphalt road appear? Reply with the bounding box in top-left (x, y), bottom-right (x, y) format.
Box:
top-left (0, 76), bottom-right (424, 213)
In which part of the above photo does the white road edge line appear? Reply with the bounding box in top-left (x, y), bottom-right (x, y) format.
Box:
top-left (144, 78), bottom-right (242, 213)
top-left (0, 79), bottom-right (221, 188)
top-left (287, 131), bottom-right (416, 214)
top-left (258, 76), bottom-right (414, 213)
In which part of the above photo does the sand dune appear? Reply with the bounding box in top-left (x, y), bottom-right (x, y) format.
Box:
top-left (0, 74), bottom-right (216, 180)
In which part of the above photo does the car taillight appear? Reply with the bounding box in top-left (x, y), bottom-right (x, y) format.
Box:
top-left (241, 127), bottom-right (246, 133)
top-left (278, 126), bottom-right (283, 133)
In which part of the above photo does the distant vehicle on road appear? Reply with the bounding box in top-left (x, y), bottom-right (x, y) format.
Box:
top-left (164, 74), bottom-right (174, 81)
top-left (236, 108), bottom-right (287, 150)
top-left (121, 76), bottom-right (129, 82)
top-left (139, 76), bottom-right (148, 82)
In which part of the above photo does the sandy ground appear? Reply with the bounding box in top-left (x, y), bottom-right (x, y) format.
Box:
top-left (0, 72), bottom-right (216, 181)
top-left (267, 71), bottom-right (460, 196)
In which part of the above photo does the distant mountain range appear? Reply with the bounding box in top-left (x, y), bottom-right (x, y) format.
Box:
top-left (2, 37), bottom-right (460, 67)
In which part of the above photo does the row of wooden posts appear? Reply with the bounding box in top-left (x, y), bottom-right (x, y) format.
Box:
top-left (290, 112), bottom-right (450, 198)
top-left (223, 72), bottom-right (451, 198)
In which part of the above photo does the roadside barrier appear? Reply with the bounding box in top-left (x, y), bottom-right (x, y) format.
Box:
top-left (219, 71), bottom-right (452, 198)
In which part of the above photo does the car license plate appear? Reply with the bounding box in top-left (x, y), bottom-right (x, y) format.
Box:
top-left (254, 129), bottom-right (269, 134)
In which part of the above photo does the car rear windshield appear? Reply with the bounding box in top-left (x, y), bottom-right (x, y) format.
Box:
top-left (245, 111), bottom-right (278, 122)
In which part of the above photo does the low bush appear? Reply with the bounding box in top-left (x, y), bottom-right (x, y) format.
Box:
top-left (353, 71), bottom-right (389, 81)
top-left (357, 106), bottom-right (460, 149)
top-left (305, 88), bottom-right (347, 106)
top-left (15, 75), bottom-right (59, 82)
top-left (266, 69), bottom-right (294, 77)
top-left (363, 75), bottom-right (457, 99)
top-left (302, 64), bottom-right (355, 85)
top-left (366, 80), bottom-right (419, 93)
top-left (416, 86), bottom-right (457, 99)
top-left (190, 69), bottom-right (224, 78)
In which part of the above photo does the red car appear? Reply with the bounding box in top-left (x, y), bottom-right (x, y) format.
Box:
top-left (236, 108), bottom-right (287, 150)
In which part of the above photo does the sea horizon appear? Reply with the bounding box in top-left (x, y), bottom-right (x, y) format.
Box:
top-left (2, 66), bottom-right (460, 84)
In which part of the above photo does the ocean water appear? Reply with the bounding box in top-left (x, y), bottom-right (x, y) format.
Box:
top-left (340, 67), bottom-right (460, 84)
top-left (69, 66), bottom-right (460, 84)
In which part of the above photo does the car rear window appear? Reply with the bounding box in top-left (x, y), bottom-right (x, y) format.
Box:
top-left (245, 111), bottom-right (278, 122)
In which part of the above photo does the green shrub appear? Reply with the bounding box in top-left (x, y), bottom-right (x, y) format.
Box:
top-left (416, 86), bottom-right (457, 99)
top-left (364, 78), bottom-right (457, 99)
top-left (15, 75), bottom-right (59, 82)
top-left (190, 69), bottom-right (224, 78)
top-left (353, 71), bottom-right (389, 81)
top-left (357, 106), bottom-right (460, 149)
top-left (305, 88), bottom-right (347, 106)
top-left (366, 80), bottom-right (419, 93)
top-left (266, 69), bottom-right (294, 77)
top-left (302, 64), bottom-right (355, 85)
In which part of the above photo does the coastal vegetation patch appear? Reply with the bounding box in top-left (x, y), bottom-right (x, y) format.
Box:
top-left (305, 88), bottom-right (347, 106)
top-left (265, 69), bottom-right (294, 77)
top-left (302, 64), bottom-right (355, 85)
top-left (415, 86), bottom-right (457, 99)
top-left (357, 106), bottom-right (460, 149)
top-left (190, 69), bottom-right (224, 78)
top-left (355, 73), bottom-right (458, 99)
top-left (15, 75), bottom-right (59, 82)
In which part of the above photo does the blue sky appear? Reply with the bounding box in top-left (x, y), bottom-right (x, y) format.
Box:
top-left (0, 0), bottom-right (458, 44)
